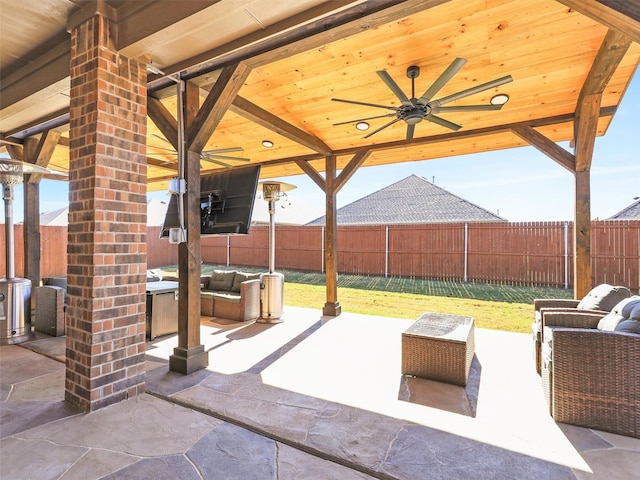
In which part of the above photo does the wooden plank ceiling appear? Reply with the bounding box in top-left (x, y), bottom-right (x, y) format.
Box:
top-left (1, 0), bottom-right (639, 192)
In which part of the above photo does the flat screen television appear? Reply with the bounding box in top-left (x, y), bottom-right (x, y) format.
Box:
top-left (160, 164), bottom-right (261, 238)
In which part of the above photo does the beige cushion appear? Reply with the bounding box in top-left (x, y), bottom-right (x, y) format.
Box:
top-left (231, 272), bottom-right (261, 293)
top-left (598, 296), bottom-right (640, 331)
top-left (576, 284), bottom-right (631, 312)
top-left (208, 270), bottom-right (236, 291)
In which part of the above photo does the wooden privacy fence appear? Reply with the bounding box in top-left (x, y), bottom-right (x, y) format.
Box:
top-left (2, 221), bottom-right (638, 291)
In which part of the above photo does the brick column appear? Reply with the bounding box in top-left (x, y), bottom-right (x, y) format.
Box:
top-left (66, 11), bottom-right (147, 411)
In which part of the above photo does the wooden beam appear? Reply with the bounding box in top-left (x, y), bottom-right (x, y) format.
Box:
top-left (323, 154), bottom-right (341, 317)
top-left (147, 157), bottom-right (178, 173)
top-left (187, 62), bottom-right (251, 153)
top-left (149, 108), bottom-right (618, 185)
top-left (21, 131), bottom-right (58, 289)
top-left (556, 0), bottom-right (640, 45)
top-left (579, 29), bottom-right (632, 100)
top-left (149, 0), bottom-right (440, 87)
top-left (230, 96), bottom-right (332, 155)
top-left (569, 28), bottom-right (629, 298)
top-left (334, 150), bottom-right (371, 194)
top-left (0, 37), bottom-right (70, 110)
top-left (26, 131), bottom-right (61, 183)
top-left (147, 96), bottom-right (179, 150)
top-left (295, 160), bottom-right (326, 193)
top-left (511, 126), bottom-right (576, 173)
top-left (574, 170), bottom-right (592, 299)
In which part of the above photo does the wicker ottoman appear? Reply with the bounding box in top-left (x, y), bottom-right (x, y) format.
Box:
top-left (402, 312), bottom-right (475, 386)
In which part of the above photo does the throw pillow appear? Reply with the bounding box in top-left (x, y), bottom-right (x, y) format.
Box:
top-left (577, 284), bottom-right (631, 311)
top-left (231, 272), bottom-right (261, 293)
top-left (614, 319), bottom-right (640, 334)
top-left (597, 296), bottom-right (640, 331)
top-left (208, 270), bottom-right (236, 291)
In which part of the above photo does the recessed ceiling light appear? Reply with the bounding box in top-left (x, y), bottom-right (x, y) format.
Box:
top-left (356, 122), bottom-right (370, 131)
top-left (262, 140), bottom-right (274, 148)
top-left (490, 93), bottom-right (509, 105)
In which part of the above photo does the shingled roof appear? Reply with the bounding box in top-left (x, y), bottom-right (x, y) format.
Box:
top-left (606, 199), bottom-right (640, 220)
top-left (306, 175), bottom-right (506, 226)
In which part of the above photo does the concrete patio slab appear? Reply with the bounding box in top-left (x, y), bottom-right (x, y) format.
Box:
top-left (2, 306), bottom-right (639, 479)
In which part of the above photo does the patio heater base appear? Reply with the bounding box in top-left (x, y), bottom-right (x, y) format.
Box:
top-left (0, 277), bottom-right (34, 345)
top-left (259, 272), bottom-right (284, 323)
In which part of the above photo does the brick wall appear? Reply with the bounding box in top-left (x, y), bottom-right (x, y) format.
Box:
top-left (66, 12), bottom-right (148, 411)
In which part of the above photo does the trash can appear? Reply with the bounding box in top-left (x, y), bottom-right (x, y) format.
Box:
top-left (0, 277), bottom-right (33, 345)
top-left (260, 272), bottom-right (284, 322)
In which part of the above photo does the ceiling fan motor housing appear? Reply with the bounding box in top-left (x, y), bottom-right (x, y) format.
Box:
top-left (398, 103), bottom-right (429, 124)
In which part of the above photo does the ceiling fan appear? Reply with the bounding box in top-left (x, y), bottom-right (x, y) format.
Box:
top-left (149, 134), bottom-right (250, 168)
top-left (332, 58), bottom-right (513, 140)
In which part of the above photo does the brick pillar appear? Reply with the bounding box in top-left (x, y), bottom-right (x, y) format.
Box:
top-left (66, 11), bottom-right (147, 411)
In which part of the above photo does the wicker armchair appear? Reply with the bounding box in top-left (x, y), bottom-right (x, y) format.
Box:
top-left (543, 327), bottom-right (639, 438)
top-left (532, 284), bottom-right (631, 374)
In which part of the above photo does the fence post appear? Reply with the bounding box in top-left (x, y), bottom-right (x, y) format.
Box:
top-left (564, 221), bottom-right (569, 289)
top-left (321, 226), bottom-right (325, 274)
top-left (464, 223), bottom-right (469, 282)
top-left (385, 225), bottom-right (389, 278)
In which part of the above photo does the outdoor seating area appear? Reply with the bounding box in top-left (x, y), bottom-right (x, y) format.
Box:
top-left (539, 294), bottom-right (640, 439)
top-left (2, 305), bottom-right (639, 479)
top-left (199, 269), bottom-right (262, 321)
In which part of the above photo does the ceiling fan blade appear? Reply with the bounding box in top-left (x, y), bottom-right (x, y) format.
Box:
top-left (333, 113), bottom-right (396, 126)
top-left (200, 158), bottom-right (231, 168)
top-left (376, 70), bottom-right (411, 105)
top-left (202, 147), bottom-right (244, 154)
top-left (417, 57), bottom-right (467, 104)
top-left (152, 133), bottom-right (175, 146)
top-left (202, 154), bottom-right (250, 162)
top-left (149, 144), bottom-right (178, 154)
top-left (332, 98), bottom-right (398, 111)
top-left (363, 117), bottom-right (402, 139)
top-left (437, 75), bottom-right (513, 106)
top-left (425, 114), bottom-right (462, 131)
top-left (406, 124), bottom-right (415, 140)
top-left (435, 104), bottom-right (504, 113)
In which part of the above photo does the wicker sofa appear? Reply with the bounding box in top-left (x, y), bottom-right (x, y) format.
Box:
top-left (532, 284), bottom-right (631, 374)
top-left (541, 295), bottom-right (640, 438)
top-left (200, 269), bottom-right (262, 322)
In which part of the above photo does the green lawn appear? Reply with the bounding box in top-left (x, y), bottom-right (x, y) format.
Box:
top-left (165, 265), bottom-right (574, 334)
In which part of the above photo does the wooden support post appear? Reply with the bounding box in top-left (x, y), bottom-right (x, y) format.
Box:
top-left (169, 81), bottom-right (208, 374)
top-left (323, 154), bottom-right (341, 316)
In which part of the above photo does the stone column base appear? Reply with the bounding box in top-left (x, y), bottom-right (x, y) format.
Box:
top-left (169, 345), bottom-right (209, 374)
top-left (323, 301), bottom-right (342, 317)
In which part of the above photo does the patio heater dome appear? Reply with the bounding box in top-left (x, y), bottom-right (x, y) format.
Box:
top-left (257, 181), bottom-right (296, 323)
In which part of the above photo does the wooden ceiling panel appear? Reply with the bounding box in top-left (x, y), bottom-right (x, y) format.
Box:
top-left (2, 0), bottom-right (637, 188)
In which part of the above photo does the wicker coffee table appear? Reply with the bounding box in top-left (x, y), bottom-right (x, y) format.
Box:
top-left (401, 312), bottom-right (475, 386)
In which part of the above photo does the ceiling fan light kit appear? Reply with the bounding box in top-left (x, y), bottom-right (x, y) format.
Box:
top-left (332, 58), bottom-right (513, 140)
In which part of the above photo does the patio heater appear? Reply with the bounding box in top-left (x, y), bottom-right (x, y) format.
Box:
top-left (0, 158), bottom-right (65, 345)
top-left (257, 181), bottom-right (296, 323)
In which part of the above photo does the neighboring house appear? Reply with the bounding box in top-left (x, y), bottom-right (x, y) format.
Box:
top-left (606, 199), bottom-right (640, 220)
top-left (306, 174), bottom-right (507, 226)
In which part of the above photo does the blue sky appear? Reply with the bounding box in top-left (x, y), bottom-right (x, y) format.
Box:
top-left (10, 70), bottom-right (639, 224)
